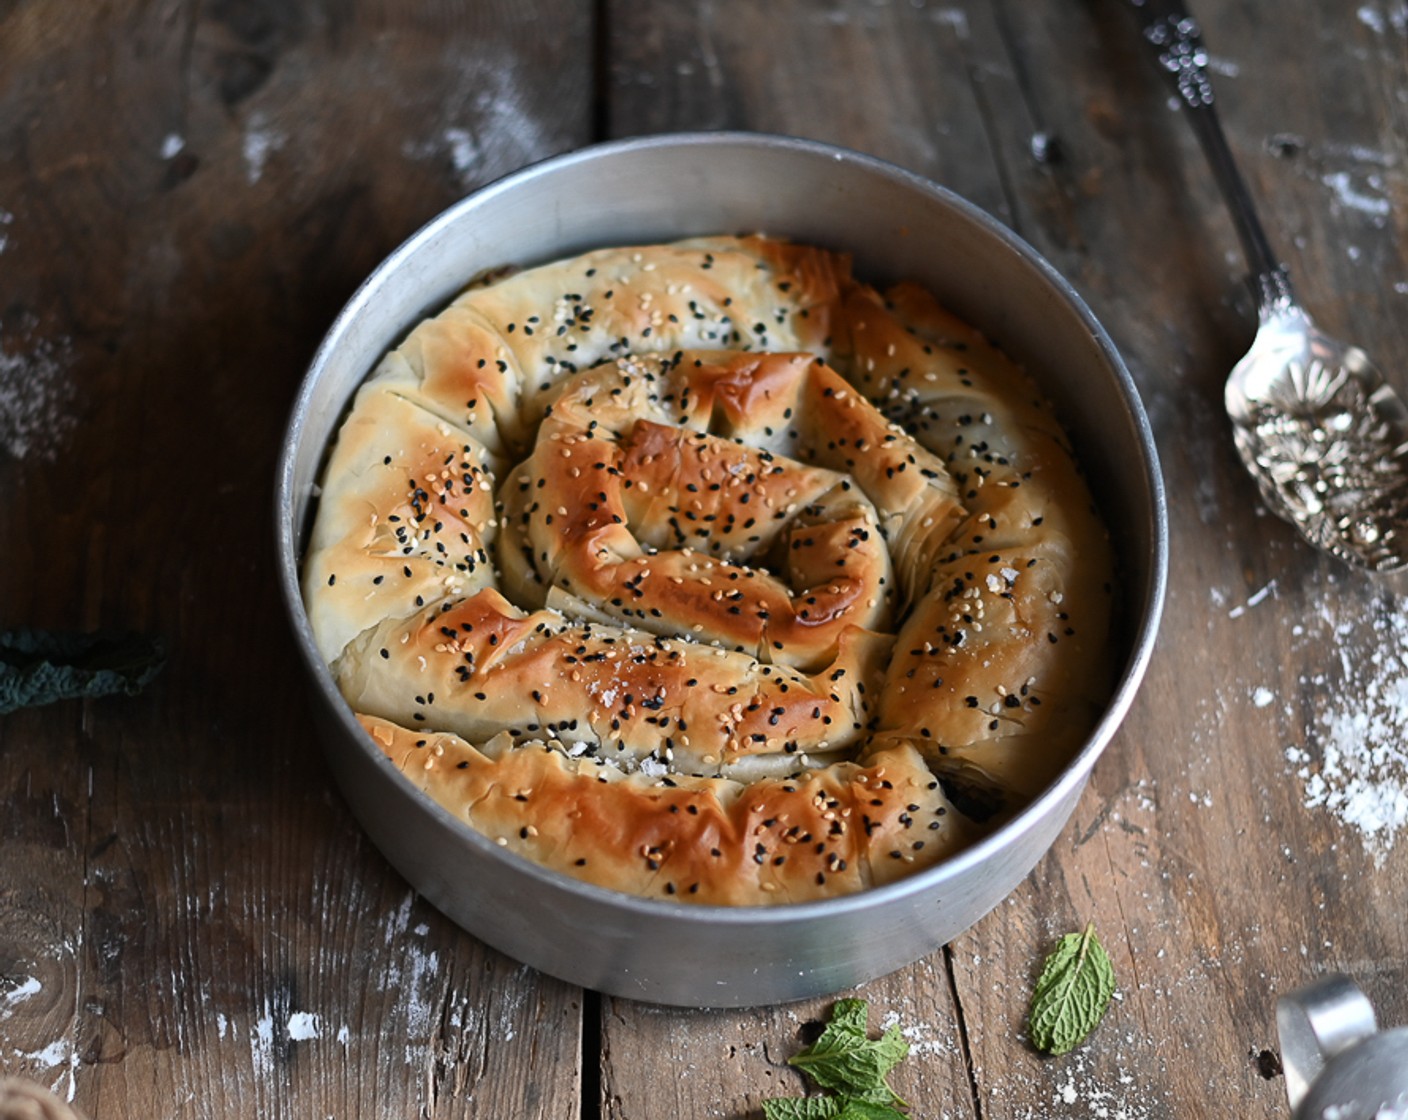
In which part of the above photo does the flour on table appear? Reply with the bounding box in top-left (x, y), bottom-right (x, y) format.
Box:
top-left (243, 112), bottom-right (285, 184)
top-left (443, 127), bottom-right (480, 180)
top-left (12, 1036), bottom-right (78, 1103)
top-left (1282, 605), bottom-right (1408, 865)
top-left (1047, 1049), bottom-right (1147, 1120)
top-left (1359, 5), bottom-right (1387, 33)
top-left (1358, 3), bottom-right (1408, 38)
top-left (17, 1039), bottom-right (72, 1072)
top-left (401, 58), bottom-right (557, 189)
top-left (876, 1007), bottom-right (960, 1059)
top-left (0, 334), bottom-right (77, 462)
top-left (2, 976), bottom-right (41, 1016)
top-left (926, 7), bottom-right (971, 36)
top-left (1356, 4), bottom-right (1408, 34)
top-left (1225, 579), bottom-right (1278, 618)
top-left (160, 132), bottom-right (185, 160)
top-left (0, 208), bottom-right (13, 253)
top-left (286, 1011), bottom-right (321, 1041)
top-left (250, 1008), bottom-right (276, 1078)
top-left (1320, 169), bottom-right (1392, 221)
top-left (982, 1036), bottom-right (1163, 1120)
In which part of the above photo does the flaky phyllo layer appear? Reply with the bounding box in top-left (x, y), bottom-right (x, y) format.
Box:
top-left (303, 236), bottom-right (1114, 904)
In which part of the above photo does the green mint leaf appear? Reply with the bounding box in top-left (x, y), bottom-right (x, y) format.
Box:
top-left (821, 998), bottom-right (871, 1041)
top-left (1027, 923), bottom-right (1117, 1055)
top-left (0, 629), bottom-right (166, 715)
top-left (833, 1098), bottom-right (910, 1120)
top-left (788, 999), bottom-right (909, 1106)
top-left (761, 1095), bottom-right (907, 1120)
top-left (762, 1096), bottom-right (843, 1120)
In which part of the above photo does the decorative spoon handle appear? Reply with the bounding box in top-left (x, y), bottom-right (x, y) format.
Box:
top-left (1126, 0), bottom-right (1294, 314)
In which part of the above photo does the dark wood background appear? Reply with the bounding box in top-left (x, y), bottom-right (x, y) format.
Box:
top-left (4, 1), bottom-right (1407, 1116)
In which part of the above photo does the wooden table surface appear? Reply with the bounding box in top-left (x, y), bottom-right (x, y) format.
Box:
top-left (4, 1), bottom-right (1407, 1117)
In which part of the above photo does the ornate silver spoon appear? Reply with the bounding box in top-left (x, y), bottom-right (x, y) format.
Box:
top-left (1130, 0), bottom-right (1408, 571)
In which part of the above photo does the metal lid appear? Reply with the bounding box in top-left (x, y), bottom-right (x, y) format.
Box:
top-left (1278, 975), bottom-right (1408, 1120)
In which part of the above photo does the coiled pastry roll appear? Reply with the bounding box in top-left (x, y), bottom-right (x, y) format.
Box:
top-left (304, 236), bottom-right (1113, 904)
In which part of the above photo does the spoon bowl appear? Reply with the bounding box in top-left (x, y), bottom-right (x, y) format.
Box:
top-left (1229, 303), bottom-right (1408, 571)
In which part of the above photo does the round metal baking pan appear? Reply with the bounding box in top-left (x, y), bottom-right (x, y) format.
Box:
top-left (276, 132), bottom-right (1167, 1008)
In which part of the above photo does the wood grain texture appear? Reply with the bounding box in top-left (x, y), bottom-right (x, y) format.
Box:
top-left (600, 962), bottom-right (978, 1120)
top-left (601, 0), bottom-right (1408, 1117)
top-left (4, 0), bottom-right (1408, 1118)
top-left (0, 0), bottom-right (591, 1116)
top-left (953, 0), bottom-right (1408, 1115)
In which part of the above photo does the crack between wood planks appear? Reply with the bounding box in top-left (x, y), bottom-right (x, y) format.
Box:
top-left (942, 944), bottom-right (985, 1120)
top-left (1098, 825), bottom-right (1150, 1040)
top-left (580, 988), bottom-right (604, 1119)
top-left (175, 0), bottom-right (203, 135)
top-left (941, 6), bottom-right (1023, 239)
top-left (1075, 788), bottom-right (1143, 850)
top-left (693, 0), bottom-right (726, 128)
top-left (985, 0), bottom-right (1056, 180)
top-left (69, 704), bottom-right (95, 1106)
top-left (589, 0), bottom-right (612, 142)
top-left (973, 0), bottom-right (1092, 260)
top-left (428, 982), bottom-right (462, 1116)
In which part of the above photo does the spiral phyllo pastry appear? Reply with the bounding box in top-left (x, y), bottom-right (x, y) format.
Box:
top-left (303, 236), bottom-right (1113, 904)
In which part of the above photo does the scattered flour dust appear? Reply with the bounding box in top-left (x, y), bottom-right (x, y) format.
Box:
top-left (984, 1036), bottom-right (1162, 1120)
top-left (875, 1007), bottom-right (959, 1059)
top-left (1049, 1051), bottom-right (1146, 1120)
top-left (0, 207), bottom-right (13, 253)
top-left (400, 59), bottom-right (556, 189)
top-left (11, 1036), bottom-right (79, 1103)
top-left (1320, 169), bottom-right (1393, 221)
top-left (1358, 4), bottom-right (1408, 35)
top-left (2, 975), bottom-right (41, 1016)
top-left (1359, 5), bottom-right (1387, 33)
top-left (1283, 606), bottom-right (1408, 865)
top-left (285, 1011), bottom-right (321, 1041)
top-left (442, 127), bottom-right (480, 180)
top-left (0, 334), bottom-right (77, 462)
top-left (243, 111), bottom-right (286, 184)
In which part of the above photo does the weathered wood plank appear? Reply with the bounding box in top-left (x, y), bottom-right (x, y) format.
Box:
top-left (600, 960), bottom-right (977, 1120)
top-left (599, 2), bottom-right (1408, 1119)
top-left (597, 1), bottom-right (1081, 1114)
top-left (605, 0), bottom-right (1013, 218)
top-left (0, 1), bottom-right (592, 1116)
top-left (5, 0), bottom-right (1408, 1117)
top-left (947, 0), bottom-right (1408, 1115)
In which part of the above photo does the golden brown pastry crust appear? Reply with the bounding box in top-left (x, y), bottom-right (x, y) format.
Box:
top-left (334, 586), bottom-right (887, 778)
top-left (303, 235), bottom-right (1114, 904)
top-left (831, 282), bottom-right (1115, 805)
top-left (361, 714), bottom-right (979, 904)
top-left (495, 349), bottom-right (964, 670)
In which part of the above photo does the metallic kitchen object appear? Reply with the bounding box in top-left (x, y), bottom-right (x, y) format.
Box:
top-left (1131, 0), bottom-right (1408, 572)
top-left (1278, 974), bottom-right (1408, 1119)
top-left (275, 132), bottom-right (1167, 1007)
